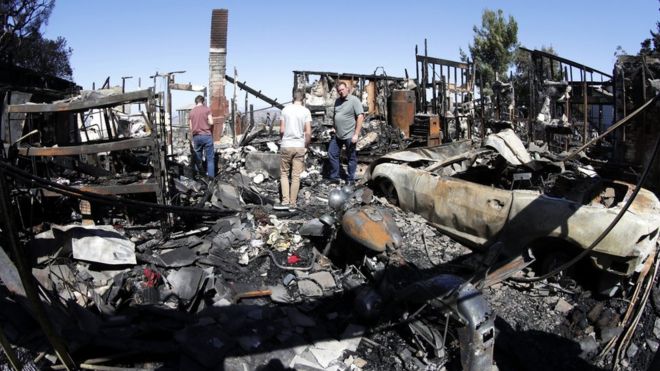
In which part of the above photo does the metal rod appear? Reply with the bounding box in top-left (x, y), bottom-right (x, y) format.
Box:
top-left (583, 70), bottom-right (588, 145)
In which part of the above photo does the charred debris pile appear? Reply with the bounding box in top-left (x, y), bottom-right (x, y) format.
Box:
top-left (1, 52), bottom-right (660, 370)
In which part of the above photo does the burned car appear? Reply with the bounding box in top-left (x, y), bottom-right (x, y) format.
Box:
top-left (366, 129), bottom-right (660, 281)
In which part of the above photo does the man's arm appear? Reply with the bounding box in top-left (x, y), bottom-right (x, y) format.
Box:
top-left (352, 113), bottom-right (364, 144)
top-left (304, 121), bottom-right (312, 147)
top-left (279, 118), bottom-right (285, 138)
top-left (207, 113), bottom-right (214, 126)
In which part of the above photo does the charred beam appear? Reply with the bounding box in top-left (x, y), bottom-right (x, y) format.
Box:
top-left (415, 55), bottom-right (471, 70)
top-left (17, 137), bottom-right (156, 156)
top-left (40, 182), bottom-right (161, 197)
top-left (8, 89), bottom-right (154, 113)
top-left (225, 75), bottom-right (284, 110)
top-left (292, 70), bottom-right (405, 82)
top-left (519, 47), bottom-right (612, 78)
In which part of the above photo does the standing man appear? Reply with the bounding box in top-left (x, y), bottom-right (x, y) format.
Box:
top-left (329, 81), bottom-right (363, 185)
top-left (276, 90), bottom-right (312, 211)
top-left (188, 95), bottom-right (215, 178)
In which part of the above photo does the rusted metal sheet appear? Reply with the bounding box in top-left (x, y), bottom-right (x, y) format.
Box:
top-left (7, 89), bottom-right (153, 113)
top-left (41, 182), bottom-right (160, 197)
top-left (389, 90), bottom-right (415, 138)
top-left (17, 137), bottom-right (156, 157)
top-left (342, 206), bottom-right (402, 252)
top-left (209, 9), bottom-right (228, 142)
top-left (410, 114), bottom-right (441, 146)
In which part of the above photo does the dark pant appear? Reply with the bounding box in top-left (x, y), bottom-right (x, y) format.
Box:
top-left (328, 136), bottom-right (357, 181)
top-left (192, 134), bottom-right (215, 177)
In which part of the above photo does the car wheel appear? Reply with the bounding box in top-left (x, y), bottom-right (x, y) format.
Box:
top-left (537, 250), bottom-right (577, 289)
top-left (376, 178), bottom-right (399, 206)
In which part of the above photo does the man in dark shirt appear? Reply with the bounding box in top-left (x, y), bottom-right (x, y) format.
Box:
top-left (188, 95), bottom-right (215, 177)
top-left (329, 82), bottom-right (363, 184)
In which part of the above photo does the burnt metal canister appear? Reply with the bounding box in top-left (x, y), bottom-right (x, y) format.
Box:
top-left (341, 206), bottom-right (402, 252)
top-left (388, 90), bottom-right (415, 138)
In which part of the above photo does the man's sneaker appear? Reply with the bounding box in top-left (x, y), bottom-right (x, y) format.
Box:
top-left (288, 204), bottom-right (297, 212)
top-left (327, 178), bottom-right (340, 185)
top-left (273, 202), bottom-right (290, 211)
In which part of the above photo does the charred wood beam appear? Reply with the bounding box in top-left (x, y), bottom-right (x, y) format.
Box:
top-left (519, 47), bottom-right (612, 78)
top-left (40, 182), bottom-right (160, 197)
top-left (292, 70), bottom-right (405, 81)
top-left (17, 137), bottom-right (156, 156)
top-left (415, 55), bottom-right (471, 70)
top-left (224, 75), bottom-right (284, 110)
top-left (566, 81), bottom-right (613, 86)
top-left (7, 89), bottom-right (154, 113)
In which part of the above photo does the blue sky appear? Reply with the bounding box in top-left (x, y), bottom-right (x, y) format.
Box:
top-left (43, 1), bottom-right (659, 111)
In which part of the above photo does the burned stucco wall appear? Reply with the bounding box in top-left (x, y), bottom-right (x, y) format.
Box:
top-left (613, 55), bottom-right (660, 193)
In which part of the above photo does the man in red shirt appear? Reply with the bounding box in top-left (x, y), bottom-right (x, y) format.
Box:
top-left (188, 95), bottom-right (215, 177)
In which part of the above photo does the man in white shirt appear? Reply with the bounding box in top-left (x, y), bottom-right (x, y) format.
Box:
top-left (276, 90), bottom-right (311, 211)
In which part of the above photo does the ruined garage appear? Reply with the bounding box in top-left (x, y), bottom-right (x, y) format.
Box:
top-left (1, 4), bottom-right (660, 371)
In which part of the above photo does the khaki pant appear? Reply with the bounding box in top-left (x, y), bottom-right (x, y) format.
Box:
top-left (280, 147), bottom-right (306, 205)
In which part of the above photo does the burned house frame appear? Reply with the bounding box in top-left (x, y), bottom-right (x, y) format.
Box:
top-left (3, 89), bottom-right (169, 214)
top-left (292, 69), bottom-right (406, 122)
top-left (415, 41), bottom-right (475, 144)
top-left (521, 48), bottom-right (615, 151)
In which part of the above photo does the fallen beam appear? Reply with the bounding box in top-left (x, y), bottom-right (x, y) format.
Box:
top-left (18, 137), bottom-right (156, 157)
top-left (225, 75), bottom-right (284, 109)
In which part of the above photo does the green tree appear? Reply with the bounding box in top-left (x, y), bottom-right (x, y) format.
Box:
top-left (639, 22), bottom-right (659, 56)
top-left (0, 0), bottom-right (73, 79)
top-left (461, 9), bottom-right (518, 97)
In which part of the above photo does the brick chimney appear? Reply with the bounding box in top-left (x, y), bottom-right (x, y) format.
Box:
top-left (209, 9), bottom-right (229, 142)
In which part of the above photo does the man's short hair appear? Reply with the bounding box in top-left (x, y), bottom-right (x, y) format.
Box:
top-left (195, 95), bottom-right (205, 104)
top-left (336, 81), bottom-right (348, 89)
top-left (292, 90), bottom-right (304, 102)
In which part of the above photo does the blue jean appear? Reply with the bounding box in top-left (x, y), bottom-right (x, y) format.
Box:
top-left (192, 134), bottom-right (215, 177)
top-left (328, 136), bottom-right (357, 181)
